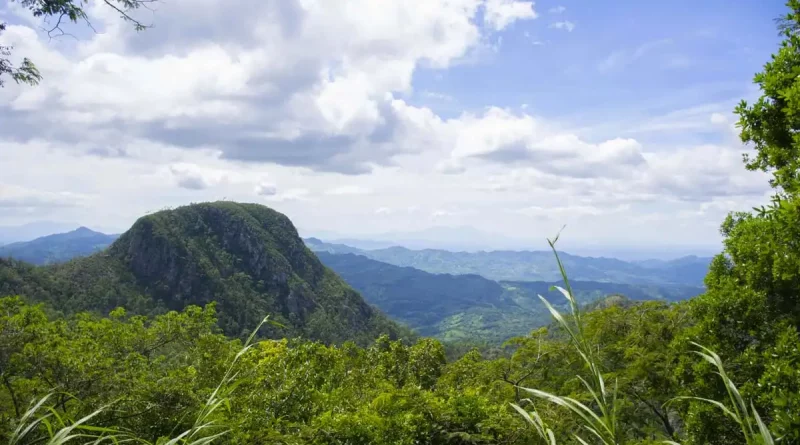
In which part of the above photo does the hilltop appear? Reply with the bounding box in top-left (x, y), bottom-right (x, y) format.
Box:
top-left (0, 202), bottom-right (408, 343)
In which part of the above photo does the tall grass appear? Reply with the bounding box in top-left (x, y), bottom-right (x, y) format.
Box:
top-left (511, 235), bottom-right (776, 445)
top-left (665, 343), bottom-right (776, 445)
top-left (511, 233), bottom-right (622, 445)
top-left (9, 315), bottom-right (276, 445)
top-left (8, 394), bottom-right (122, 445)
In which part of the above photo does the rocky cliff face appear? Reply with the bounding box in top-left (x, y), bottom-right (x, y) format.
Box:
top-left (3, 202), bottom-right (408, 344)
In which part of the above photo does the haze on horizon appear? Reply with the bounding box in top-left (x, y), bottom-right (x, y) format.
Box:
top-left (0, 0), bottom-right (783, 256)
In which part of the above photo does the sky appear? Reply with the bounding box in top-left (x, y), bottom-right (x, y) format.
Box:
top-left (0, 0), bottom-right (788, 254)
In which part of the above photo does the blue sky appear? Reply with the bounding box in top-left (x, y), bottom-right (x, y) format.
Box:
top-left (0, 0), bottom-right (787, 255)
top-left (415, 0), bottom-right (782, 119)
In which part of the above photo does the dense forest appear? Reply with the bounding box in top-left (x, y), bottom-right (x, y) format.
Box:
top-left (3, 1), bottom-right (800, 444)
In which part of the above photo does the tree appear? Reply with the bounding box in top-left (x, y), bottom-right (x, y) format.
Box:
top-left (674, 2), bottom-right (800, 442)
top-left (0, 0), bottom-right (155, 87)
top-left (736, 0), bottom-right (800, 196)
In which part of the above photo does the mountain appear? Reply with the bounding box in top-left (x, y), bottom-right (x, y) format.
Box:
top-left (0, 221), bottom-right (85, 245)
top-left (305, 239), bottom-right (712, 286)
top-left (303, 226), bottom-right (528, 251)
top-left (315, 252), bottom-right (704, 342)
top-left (303, 237), bottom-right (364, 254)
top-left (0, 202), bottom-right (408, 344)
top-left (0, 227), bottom-right (119, 265)
top-left (316, 252), bottom-right (525, 340)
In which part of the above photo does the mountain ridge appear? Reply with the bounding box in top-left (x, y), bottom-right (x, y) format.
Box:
top-left (305, 238), bottom-right (712, 286)
top-left (0, 202), bottom-right (408, 344)
top-left (0, 227), bottom-right (119, 265)
top-left (316, 251), bottom-right (704, 341)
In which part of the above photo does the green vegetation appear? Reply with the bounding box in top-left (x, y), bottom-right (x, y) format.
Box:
top-left (318, 252), bottom-right (702, 342)
top-left (306, 239), bottom-right (710, 286)
top-left (0, 202), bottom-right (409, 344)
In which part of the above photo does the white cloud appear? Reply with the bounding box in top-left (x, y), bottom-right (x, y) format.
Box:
top-left (436, 158), bottom-right (467, 174)
top-left (0, 0), bottom-right (774, 250)
top-left (432, 209), bottom-right (457, 218)
top-left (325, 185), bottom-right (372, 195)
top-left (514, 204), bottom-right (629, 218)
top-left (549, 6), bottom-right (566, 14)
top-left (710, 112), bottom-right (729, 125)
top-left (2, 0), bottom-right (538, 174)
top-left (255, 182), bottom-right (278, 196)
top-left (0, 184), bottom-right (88, 209)
top-left (169, 164), bottom-right (227, 190)
top-left (441, 108), bottom-right (646, 178)
top-left (550, 21), bottom-right (575, 32)
top-left (483, 0), bottom-right (537, 31)
top-left (263, 188), bottom-right (311, 202)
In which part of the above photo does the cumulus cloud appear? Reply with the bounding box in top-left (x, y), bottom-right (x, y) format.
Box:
top-left (1, 0), bottom-right (538, 175)
top-left (440, 108), bottom-right (646, 178)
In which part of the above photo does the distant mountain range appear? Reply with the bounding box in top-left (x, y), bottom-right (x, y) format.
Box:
top-left (303, 226), bottom-right (721, 260)
top-left (2, 232), bottom-right (712, 287)
top-left (305, 238), bottom-right (712, 286)
top-left (317, 252), bottom-right (703, 342)
top-left (0, 221), bottom-right (89, 245)
top-left (0, 227), bottom-right (119, 265)
top-left (0, 221), bottom-right (709, 342)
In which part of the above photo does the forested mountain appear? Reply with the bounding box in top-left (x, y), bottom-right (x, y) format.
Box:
top-left (0, 227), bottom-right (704, 342)
top-left (0, 202), bottom-right (408, 343)
top-left (317, 252), bottom-right (703, 341)
top-left (0, 227), bottom-right (118, 265)
top-left (306, 239), bottom-right (712, 285)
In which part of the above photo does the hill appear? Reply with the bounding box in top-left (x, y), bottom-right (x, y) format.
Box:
top-left (316, 252), bottom-right (704, 342)
top-left (0, 227), bottom-right (119, 265)
top-left (0, 221), bottom-right (83, 245)
top-left (306, 239), bottom-right (712, 286)
top-left (0, 202), bottom-right (408, 344)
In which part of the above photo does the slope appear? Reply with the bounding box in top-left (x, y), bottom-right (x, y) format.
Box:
top-left (0, 202), bottom-right (408, 344)
top-left (0, 227), bottom-right (119, 265)
top-left (315, 252), bottom-right (704, 342)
